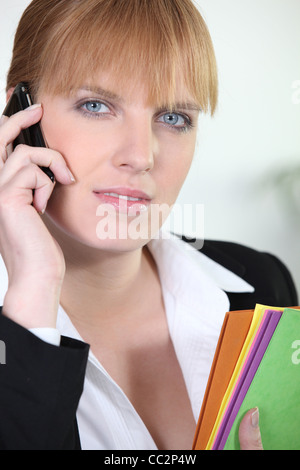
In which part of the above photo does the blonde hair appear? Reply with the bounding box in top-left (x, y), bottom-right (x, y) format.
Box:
top-left (6, 0), bottom-right (218, 114)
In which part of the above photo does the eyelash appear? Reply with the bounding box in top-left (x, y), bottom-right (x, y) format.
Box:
top-left (76, 99), bottom-right (195, 133)
top-left (157, 112), bottom-right (194, 134)
top-left (77, 100), bottom-right (110, 118)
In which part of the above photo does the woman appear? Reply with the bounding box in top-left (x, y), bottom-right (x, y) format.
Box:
top-left (0, 0), bottom-right (295, 450)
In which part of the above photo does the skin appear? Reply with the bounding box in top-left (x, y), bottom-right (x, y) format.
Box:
top-left (0, 74), bottom-right (263, 450)
top-left (41, 77), bottom-right (199, 250)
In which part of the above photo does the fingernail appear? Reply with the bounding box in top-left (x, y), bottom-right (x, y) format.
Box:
top-left (25, 103), bottom-right (42, 111)
top-left (39, 204), bottom-right (47, 215)
top-left (67, 168), bottom-right (76, 182)
top-left (251, 408), bottom-right (259, 428)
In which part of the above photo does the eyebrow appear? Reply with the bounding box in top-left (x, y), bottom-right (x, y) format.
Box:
top-left (77, 85), bottom-right (201, 112)
top-left (156, 102), bottom-right (201, 113)
top-left (77, 85), bottom-right (124, 103)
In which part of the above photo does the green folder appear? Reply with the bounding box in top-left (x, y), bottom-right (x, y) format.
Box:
top-left (224, 308), bottom-right (300, 450)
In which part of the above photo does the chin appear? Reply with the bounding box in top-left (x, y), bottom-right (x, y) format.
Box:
top-left (44, 209), bottom-right (156, 254)
top-left (44, 191), bottom-right (170, 254)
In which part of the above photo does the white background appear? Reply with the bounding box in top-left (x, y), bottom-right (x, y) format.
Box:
top-left (0, 0), bottom-right (300, 297)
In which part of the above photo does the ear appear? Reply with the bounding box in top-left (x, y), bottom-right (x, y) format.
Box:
top-left (6, 87), bottom-right (15, 103)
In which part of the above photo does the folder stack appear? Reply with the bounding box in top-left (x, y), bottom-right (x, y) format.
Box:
top-left (193, 305), bottom-right (300, 450)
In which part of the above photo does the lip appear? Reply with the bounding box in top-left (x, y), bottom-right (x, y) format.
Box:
top-left (93, 186), bottom-right (153, 214)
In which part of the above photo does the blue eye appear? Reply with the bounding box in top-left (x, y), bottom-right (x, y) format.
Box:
top-left (163, 113), bottom-right (182, 125)
top-left (81, 101), bottom-right (110, 115)
top-left (158, 112), bottom-right (192, 132)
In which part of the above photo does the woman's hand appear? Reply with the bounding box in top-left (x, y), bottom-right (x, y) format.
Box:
top-left (239, 408), bottom-right (264, 450)
top-left (0, 104), bottom-right (74, 329)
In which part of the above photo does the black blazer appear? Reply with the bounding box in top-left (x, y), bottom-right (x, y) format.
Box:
top-left (0, 239), bottom-right (298, 449)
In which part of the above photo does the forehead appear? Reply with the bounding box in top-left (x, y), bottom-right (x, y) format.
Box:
top-left (68, 70), bottom-right (200, 111)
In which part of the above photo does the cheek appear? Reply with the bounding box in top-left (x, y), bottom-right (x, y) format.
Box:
top-left (156, 139), bottom-right (195, 202)
top-left (42, 110), bottom-right (100, 177)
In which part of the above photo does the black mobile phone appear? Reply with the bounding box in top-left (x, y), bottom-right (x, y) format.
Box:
top-left (2, 82), bottom-right (55, 182)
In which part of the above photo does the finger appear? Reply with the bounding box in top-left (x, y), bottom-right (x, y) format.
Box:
top-left (32, 169), bottom-right (56, 214)
top-left (239, 408), bottom-right (264, 450)
top-left (0, 163), bottom-right (56, 214)
top-left (0, 104), bottom-right (43, 163)
top-left (0, 115), bottom-right (9, 163)
top-left (0, 144), bottom-right (75, 186)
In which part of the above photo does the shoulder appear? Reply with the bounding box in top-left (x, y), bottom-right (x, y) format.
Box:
top-left (181, 236), bottom-right (298, 311)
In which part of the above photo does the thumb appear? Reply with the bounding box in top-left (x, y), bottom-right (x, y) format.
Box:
top-left (239, 408), bottom-right (264, 450)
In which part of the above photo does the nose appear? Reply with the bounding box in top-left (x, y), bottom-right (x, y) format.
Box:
top-left (112, 117), bottom-right (156, 173)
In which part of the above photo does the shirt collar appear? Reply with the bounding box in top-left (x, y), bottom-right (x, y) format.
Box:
top-left (149, 233), bottom-right (254, 294)
top-left (187, 249), bottom-right (255, 293)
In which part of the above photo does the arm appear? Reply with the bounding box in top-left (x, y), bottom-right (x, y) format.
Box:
top-left (0, 99), bottom-right (86, 449)
top-left (0, 310), bottom-right (89, 449)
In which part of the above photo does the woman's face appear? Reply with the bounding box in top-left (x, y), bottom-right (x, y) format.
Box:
top-left (40, 74), bottom-right (200, 252)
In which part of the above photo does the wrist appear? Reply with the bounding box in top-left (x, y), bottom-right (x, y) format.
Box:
top-left (3, 278), bottom-right (62, 329)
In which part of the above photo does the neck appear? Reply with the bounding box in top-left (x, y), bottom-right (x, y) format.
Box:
top-left (43, 216), bottom-right (160, 328)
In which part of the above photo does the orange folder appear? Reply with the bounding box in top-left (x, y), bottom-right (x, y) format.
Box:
top-left (192, 309), bottom-right (254, 450)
